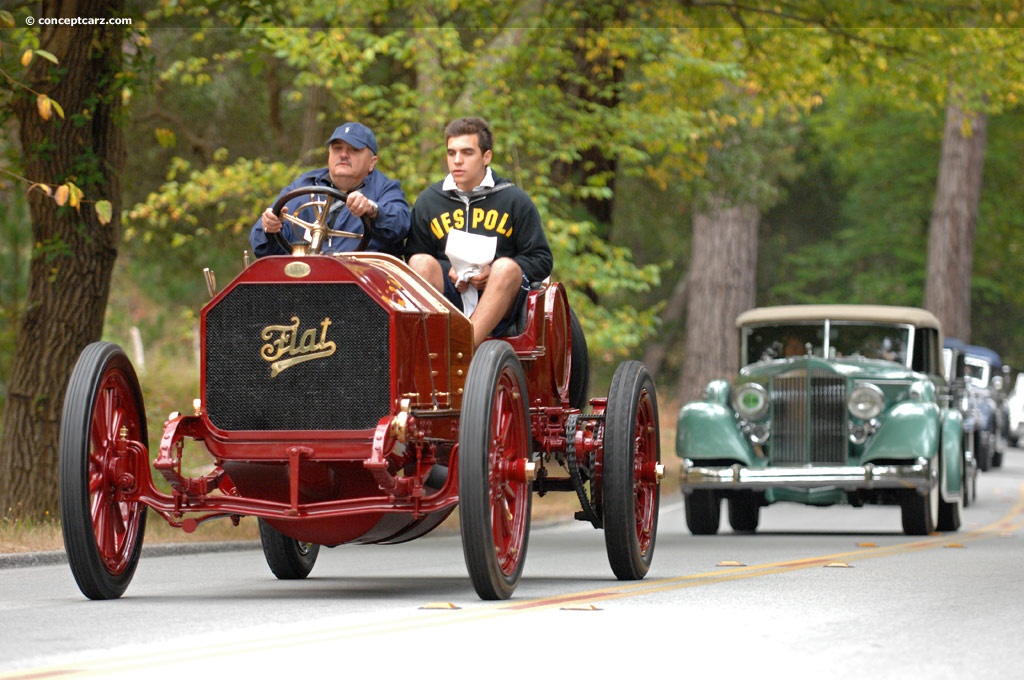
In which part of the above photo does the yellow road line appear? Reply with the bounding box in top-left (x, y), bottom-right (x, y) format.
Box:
top-left (3, 483), bottom-right (1021, 679)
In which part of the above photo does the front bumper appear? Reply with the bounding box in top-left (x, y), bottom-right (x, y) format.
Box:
top-left (679, 458), bottom-right (935, 493)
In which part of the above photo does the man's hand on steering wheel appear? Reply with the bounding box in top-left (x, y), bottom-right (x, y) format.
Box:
top-left (261, 206), bottom-right (287, 234)
top-left (267, 186), bottom-right (374, 255)
top-left (345, 190), bottom-right (378, 219)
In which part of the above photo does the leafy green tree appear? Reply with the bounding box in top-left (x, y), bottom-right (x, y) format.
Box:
top-left (128, 2), bottom-right (747, 366)
top-left (665, 3), bottom-right (1024, 400)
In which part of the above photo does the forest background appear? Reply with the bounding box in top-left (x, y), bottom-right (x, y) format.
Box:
top-left (1, 0), bottom-right (1023, 519)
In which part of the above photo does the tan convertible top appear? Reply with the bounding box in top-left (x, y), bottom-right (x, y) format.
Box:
top-left (736, 305), bottom-right (942, 330)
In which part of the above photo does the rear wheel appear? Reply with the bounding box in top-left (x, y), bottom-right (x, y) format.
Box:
top-left (567, 306), bottom-right (590, 411)
top-left (59, 342), bottom-right (148, 600)
top-left (258, 519), bottom-right (320, 579)
top-left (685, 491), bottom-right (721, 535)
top-left (603, 361), bottom-right (660, 581)
top-left (459, 341), bottom-right (533, 600)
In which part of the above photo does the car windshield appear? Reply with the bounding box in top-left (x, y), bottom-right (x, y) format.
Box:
top-left (743, 321), bottom-right (911, 366)
top-left (963, 358), bottom-right (991, 388)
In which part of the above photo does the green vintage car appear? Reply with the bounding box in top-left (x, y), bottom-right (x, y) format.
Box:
top-left (676, 305), bottom-right (964, 536)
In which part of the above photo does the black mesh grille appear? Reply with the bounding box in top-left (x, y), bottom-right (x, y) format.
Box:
top-left (770, 370), bottom-right (847, 465)
top-left (204, 283), bottom-right (390, 431)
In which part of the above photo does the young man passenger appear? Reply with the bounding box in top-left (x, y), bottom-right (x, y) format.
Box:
top-left (406, 117), bottom-right (552, 347)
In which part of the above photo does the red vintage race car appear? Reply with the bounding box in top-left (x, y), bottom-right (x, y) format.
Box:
top-left (59, 186), bottom-right (662, 601)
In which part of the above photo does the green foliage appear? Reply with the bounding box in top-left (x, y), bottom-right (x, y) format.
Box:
top-left (764, 89), bottom-right (939, 307)
top-left (125, 1), bottom-right (750, 361)
top-left (759, 92), bottom-right (1024, 366)
top-left (9, 0), bottom-right (1024, 389)
top-left (126, 154), bottom-right (295, 245)
top-left (545, 217), bottom-right (661, 362)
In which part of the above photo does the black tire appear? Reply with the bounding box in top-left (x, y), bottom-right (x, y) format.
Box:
top-left (728, 493), bottom-right (761, 533)
top-left (459, 341), bottom-right (533, 600)
top-left (936, 492), bottom-right (962, 532)
top-left (961, 433), bottom-right (973, 508)
top-left (976, 431), bottom-right (992, 472)
top-left (685, 491), bottom-right (721, 535)
top-left (258, 519), bottom-right (320, 579)
top-left (59, 342), bottom-right (148, 600)
top-left (901, 489), bottom-right (937, 535)
top-left (567, 306), bottom-right (590, 411)
top-left (603, 361), bottom-right (660, 580)
top-left (901, 459), bottom-right (939, 535)
top-left (936, 450), bottom-right (963, 532)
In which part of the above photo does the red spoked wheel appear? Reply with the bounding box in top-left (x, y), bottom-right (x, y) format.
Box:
top-left (602, 360), bottom-right (661, 580)
top-left (459, 340), bottom-right (533, 600)
top-left (59, 342), bottom-right (149, 600)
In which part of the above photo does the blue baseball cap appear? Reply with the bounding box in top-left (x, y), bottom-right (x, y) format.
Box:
top-left (326, 122), bottom-right (378, 154)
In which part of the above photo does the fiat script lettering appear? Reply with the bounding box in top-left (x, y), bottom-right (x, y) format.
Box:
top-left (260, 316), bottom-right (336, 376)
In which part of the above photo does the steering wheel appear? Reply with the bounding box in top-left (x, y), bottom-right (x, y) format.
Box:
top-left (269, 185), bottom-right (374, 255)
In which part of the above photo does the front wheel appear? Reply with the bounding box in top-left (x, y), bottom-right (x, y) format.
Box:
top-left (684, 490), bottom-right (721, 535)
top-left (602, 361), bottom-right (660, 581)
top-left (901, 458), bottom-right (939, 535)
top-left (258, 519), bottom-right (320, 579)
top-left (961, 433), bottom-right (974, 508)
top-left (901, 487), bottom-right (938, 535)
top-left (459, 341), bottom-right (533, 600)
top-left (59, 342), bottom-right (148, 600)
top-left (728, 493), bottom-right (761, 533)
top-left (936, 452), bottom-right (963, 532)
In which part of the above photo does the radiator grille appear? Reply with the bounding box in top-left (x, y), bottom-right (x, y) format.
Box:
top-left (204, 283), bottom-right (390, 431)
top-left (770, 370), bottom-right (847, 465)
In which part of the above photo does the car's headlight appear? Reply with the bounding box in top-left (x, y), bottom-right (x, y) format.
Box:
top-left (848, 383), bottom-right (885, 420)
top-left (732, 382), bottom-right (769, 420)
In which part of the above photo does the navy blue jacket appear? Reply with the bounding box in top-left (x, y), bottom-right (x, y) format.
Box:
top-left (250, 168), bottom-right (410, 257)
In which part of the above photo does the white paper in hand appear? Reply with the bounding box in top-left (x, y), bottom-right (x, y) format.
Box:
top-left (445, 229), bottom-right (496, 317)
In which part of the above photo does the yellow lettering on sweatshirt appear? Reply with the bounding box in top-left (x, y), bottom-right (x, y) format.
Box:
top-left (429, 218), bottom-right (444, 239)
top-left (496, 212), bottom-right (511, 236)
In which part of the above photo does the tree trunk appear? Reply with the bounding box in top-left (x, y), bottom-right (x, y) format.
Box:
top-left (299, 83), bottom-right (327, 164)
top-left (677, 198), bottom-right (759, 403)
top-left (0, 0), bottom-right (127, 520)
top-left (924, 94), bottom-right (986, 343)
top-left (412, 6), bottom-right (446, 159)
top-left (642, 271), bottom-right (688, 378)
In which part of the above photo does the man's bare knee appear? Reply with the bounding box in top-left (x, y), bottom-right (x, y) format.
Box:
top-left (488, 258), bottom-right (522, 287)
top-left (481, 258), bottom-right (523, 319)
top-left (408, 253), bottom-right (443, 290)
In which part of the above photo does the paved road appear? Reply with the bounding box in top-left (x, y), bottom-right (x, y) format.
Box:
top-left (3, 449), bottom-right (1023, 679)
